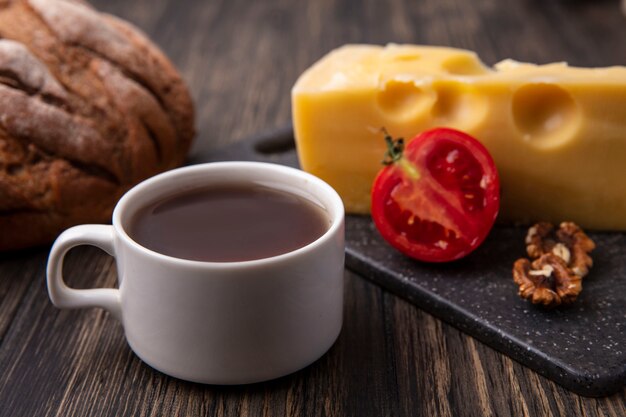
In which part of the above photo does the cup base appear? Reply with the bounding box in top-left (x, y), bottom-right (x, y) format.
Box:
top-left (128, 324), bottom-right (343, 385)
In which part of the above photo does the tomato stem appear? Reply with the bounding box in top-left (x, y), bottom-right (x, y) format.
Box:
top-left (381, 127), bottom-right (405, 166)
top-left (381, 128), bottom-right (420, 180)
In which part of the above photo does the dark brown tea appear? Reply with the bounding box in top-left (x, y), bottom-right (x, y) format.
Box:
top-left (128, 183), bottom-right (330, 262)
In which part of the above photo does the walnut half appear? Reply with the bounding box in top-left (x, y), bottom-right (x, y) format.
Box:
top-left (525, 221), bottom-right (595, 278)
top-left (513, 254), bottom-right (582, 307)
top-left (513, 222), bottom-right (594, 307)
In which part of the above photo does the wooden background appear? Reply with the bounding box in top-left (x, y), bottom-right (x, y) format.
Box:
top-left (1, 0), bottom-right (625, 416)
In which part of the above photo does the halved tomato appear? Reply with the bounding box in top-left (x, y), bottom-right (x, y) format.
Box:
top-left (371, 127), bottom-right (500, 262)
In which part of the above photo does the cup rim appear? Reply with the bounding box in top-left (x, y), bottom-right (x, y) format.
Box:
top-left (112, 161), bottom-right (345, 269)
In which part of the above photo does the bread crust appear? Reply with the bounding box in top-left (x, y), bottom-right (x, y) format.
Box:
top-left (0, 0), bottom-right (195, 250)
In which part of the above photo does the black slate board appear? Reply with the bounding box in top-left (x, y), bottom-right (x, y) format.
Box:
top-left (190, 125), bottom-right (626, 397)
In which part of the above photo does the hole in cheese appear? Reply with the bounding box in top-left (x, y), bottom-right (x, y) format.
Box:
top-left (377, 79), bottom-right (434, 121)
top-left (391, 53), bottom-right (421, 62)
top-left (441, 54), bottom-right (488, 75)
top-left (512, 83), bottom-right (580, 148)
top-left (431, 81), bottom-right (488, 130)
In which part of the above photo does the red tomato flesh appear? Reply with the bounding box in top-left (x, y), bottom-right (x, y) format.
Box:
top-left (371, 128), bottom-right (500, 262)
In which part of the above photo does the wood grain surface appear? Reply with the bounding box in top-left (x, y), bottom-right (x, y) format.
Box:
top-left (0, 0), bottom-right (625, 416)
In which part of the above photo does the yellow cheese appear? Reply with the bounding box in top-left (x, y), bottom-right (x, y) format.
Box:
top-left (292, 44), bottom-right (626, 230)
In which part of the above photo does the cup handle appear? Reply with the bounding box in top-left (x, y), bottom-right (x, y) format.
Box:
top-left (46, 224), bottom-right (122, 321)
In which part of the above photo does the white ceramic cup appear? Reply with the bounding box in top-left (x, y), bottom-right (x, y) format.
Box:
top-left (46, 162), bottom-right (345, 384)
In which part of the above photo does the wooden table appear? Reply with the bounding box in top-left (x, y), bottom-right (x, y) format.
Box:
top-left (1, 0), bottom-right (625, 415)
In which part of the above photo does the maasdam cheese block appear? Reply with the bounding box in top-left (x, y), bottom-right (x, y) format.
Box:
top-left (292, 44), bottom-right (626, 230)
